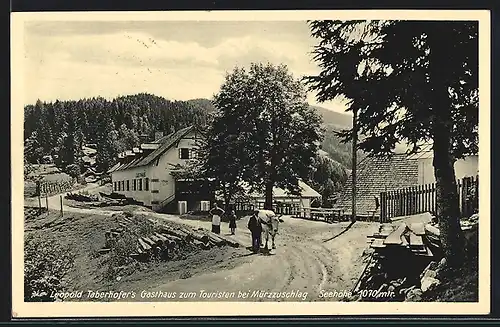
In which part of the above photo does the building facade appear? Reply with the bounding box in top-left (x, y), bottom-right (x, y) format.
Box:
top-left (109, 125), bottom-right (322, 215)
top-left (108, 126), bottom-right (205, 212)
top-left (337, 145), bottom-right (479, 218)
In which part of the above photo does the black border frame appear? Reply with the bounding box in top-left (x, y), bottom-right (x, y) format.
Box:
top-left (7, 0), bottom-right (499, 324)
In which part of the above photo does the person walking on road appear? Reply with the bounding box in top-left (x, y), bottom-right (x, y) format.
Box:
top-left (209, 203), bottom-right (224, 234)
top-left (247, 210), bottom-right (262, 253)
top-left (228, 209), bottom-right (237, 235)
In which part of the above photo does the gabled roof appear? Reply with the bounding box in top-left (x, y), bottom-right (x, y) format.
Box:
top-left (114, 126), bottom-right (194, 171)
top-left (107, 162), bottom-right (122, 174)
top-left (273, 180), bottom-right (321, 198)
top-left (245, 180), bottom-right (321, 199)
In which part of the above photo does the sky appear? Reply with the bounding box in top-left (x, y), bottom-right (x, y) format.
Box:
top-left (23, 20), bottom-right (349, 113)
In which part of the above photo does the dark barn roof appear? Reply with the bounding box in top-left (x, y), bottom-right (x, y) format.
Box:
top-left (109, 126), bottom-right (194, 173)
top-left (337, 154), bottom-right (419, 216)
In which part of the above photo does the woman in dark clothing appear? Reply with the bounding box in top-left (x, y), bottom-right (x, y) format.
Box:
top-left (247, 210), bottom-right (262, 253)
top-left (209, 203), bottom-right (224, 234)
top-left (228, 210), bottom-right (237, 235)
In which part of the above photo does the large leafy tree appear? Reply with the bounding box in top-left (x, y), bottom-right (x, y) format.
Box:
top-left (305, 20), bottom-right (478, 266)
top-left (169, 118), bottom-right (248, 212)
top-left (212, 63), bottom-right (323, 210)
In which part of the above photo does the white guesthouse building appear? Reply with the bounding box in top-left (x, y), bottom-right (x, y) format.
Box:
top-left (108, 125), bottom-right (321, 214)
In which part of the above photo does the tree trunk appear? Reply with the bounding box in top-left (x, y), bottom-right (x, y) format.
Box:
top-left (264, 181), bottom-right (274, 210)
top-left (433, 121), bottom-right (466, 267)
top-left (351, 108), bottom-right (358, 222)
top-left (223, 186), bottom-right (233, 214)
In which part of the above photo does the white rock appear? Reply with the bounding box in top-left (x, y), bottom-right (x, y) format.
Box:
top-left (437, 257), bottom-right (447, 270)
top-left (421, 277), bottom-right (441, 292)
top-left (423, 269), bottom-right (437, 279)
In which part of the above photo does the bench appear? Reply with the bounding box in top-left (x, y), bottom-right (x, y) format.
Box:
top-left (367, 210), bottom-right (377, 221)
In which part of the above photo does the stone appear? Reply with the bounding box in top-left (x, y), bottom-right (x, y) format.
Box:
top-left (420, 261), bottom-right (438, 279)
top-left (405, 288), bottom-right (423, 302)
top-left (423, 269), bottom-right (437, 279)
top-left (437, 257), bottom-right (447, 270)
top-left (435, 258), bottom-right (448, 279)
top-left (421, 277), bottom-right (441, 293)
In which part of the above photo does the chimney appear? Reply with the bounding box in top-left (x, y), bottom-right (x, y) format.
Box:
top-left (141, 143), bottom-right (160, 156)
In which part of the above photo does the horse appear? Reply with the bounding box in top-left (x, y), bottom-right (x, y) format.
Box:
top-left (257, 209), bottom-right (282, 250)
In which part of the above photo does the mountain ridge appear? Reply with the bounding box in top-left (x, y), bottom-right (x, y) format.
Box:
top-left (186, 98), bottom-right (353, 130)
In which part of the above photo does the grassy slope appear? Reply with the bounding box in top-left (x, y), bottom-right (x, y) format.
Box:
top-left (24, 208), bottom-right (247, 299)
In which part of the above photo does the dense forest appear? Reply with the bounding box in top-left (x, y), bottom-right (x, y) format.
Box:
top-left (24, 93), bottom-right (212, 173)
top-left (24, 92), bottom-right (354, 204)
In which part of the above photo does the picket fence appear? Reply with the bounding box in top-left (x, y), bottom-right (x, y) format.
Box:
top-left (379, 175), bottom-right (479, 223)
top-left (36, 180), bottom-right (75, 196)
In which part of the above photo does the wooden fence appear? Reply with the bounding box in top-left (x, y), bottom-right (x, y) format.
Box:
top-left (232, 202), bottom-right (301, 216)
top-left (36, 180), bottom-right (75, 196)
top-left (379, 175), bottom-right (478, 223)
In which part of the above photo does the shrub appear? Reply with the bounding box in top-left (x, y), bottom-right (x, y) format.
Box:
top-left (24, 234), bottom-right (74, 302)
top-left (103, 232), bottom-right (137, 281)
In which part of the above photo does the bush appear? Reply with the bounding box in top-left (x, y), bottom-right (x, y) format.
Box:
top-left (103, 233), bottom-right (138, 281)
top-left (24, 234), bottom-right (74, 302)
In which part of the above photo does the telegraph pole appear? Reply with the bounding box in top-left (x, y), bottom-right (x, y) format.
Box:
top-left (351, 108), bottom-right (358, 223)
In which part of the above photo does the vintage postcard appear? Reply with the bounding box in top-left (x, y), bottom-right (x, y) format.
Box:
top-left (11, 10), bottom-right (491, 318)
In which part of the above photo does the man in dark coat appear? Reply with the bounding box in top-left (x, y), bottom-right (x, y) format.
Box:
top-left (247, 210), bottom-right (262, 253)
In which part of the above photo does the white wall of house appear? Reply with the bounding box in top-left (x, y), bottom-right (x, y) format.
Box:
top-left (417, 155), bottom-right (479, 185)
top-left (111, 165), bottom-right (154, 206)
top-left (111, 131), bottom-right (201, 211)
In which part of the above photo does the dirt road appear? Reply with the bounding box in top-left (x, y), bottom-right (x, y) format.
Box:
top-left (133, 214), bottom-right (378, 302)
top-left (24, 183), bottom-right (121, 216)
top-left (25, 187), bottom-right (378, 302)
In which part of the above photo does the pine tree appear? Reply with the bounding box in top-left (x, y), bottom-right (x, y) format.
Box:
top-left (305, 20), bottom-right (478, 266)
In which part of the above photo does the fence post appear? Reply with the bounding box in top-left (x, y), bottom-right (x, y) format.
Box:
top-left (379, 192), bottom-right (386, 223)
top-left (60, 195), bottom-right (63, 216)
top-left (45, 192), bottom-right (49, 211)
top-left (411, 186), bottom-right (417, 215)
top-left (402, 189), bottom-right (407, 216)
top-left (387, 190), bottom-right (391, 219)
top-left (431, 183), bottom-right (436, 215)
top-left (417, 185), bottom-right (422, 213)
top-left (457, 177), bottom-right (463, 216)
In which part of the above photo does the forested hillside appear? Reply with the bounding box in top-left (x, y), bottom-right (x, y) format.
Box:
top-left (23, 91), bottom-right (356, 205)
top-left (24, 93), bottom-right (210, 173)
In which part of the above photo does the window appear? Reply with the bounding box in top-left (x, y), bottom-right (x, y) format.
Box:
top-left (200, 201), bottom-right (210, 212)
top-left (138, 179), bottom-right (143, 191)
top-left (133, 179), bottom-right (137, 191)
top-left (179, 148), bottom-right (190, 159)
top-left (113, 182), bottom-right (117, 191)
top-left (144, 178), bottom-right (149, 191)
top-left (189, 149), bottom-right (197, 159)
top-left (121, 181), bottom-right (125, 191)
top-left (117, 181), bottom-right (121, 191)
top-left (126, 180), bottom-right (130, 191)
